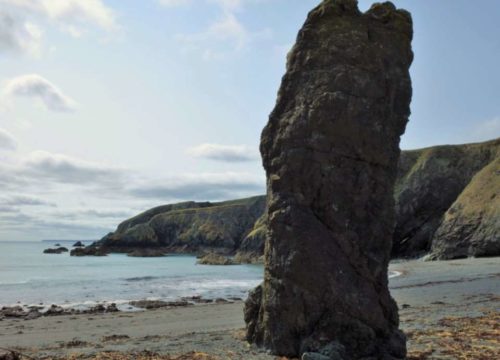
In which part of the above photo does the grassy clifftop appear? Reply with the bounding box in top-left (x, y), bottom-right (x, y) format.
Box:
top-left (98, 196), bottom-right (266, 255)
top-left (428, 157), bottom-right (499, 259)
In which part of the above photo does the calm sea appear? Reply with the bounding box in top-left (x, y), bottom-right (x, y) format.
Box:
top-left (0, 241), bottom-right (264, 310)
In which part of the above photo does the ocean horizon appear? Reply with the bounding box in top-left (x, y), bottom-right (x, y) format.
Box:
top-left (0, 241), bottom-right (403, 312)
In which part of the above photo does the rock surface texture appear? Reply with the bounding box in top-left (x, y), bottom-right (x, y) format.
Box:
top-left (244, 1), bottom-right (413, 359)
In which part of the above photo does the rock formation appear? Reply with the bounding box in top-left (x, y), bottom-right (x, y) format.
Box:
top-left (428, 157), bottom-right (499, 260)
top-left (43, 247), bottom-right (68, 254)
top-left (244, 0), bottom-right (413, 358)
top-left (197, 252), bottom-right (236, 265)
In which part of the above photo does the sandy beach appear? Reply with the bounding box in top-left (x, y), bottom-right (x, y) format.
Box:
top-left (1, 257), bottom-right (499, 360)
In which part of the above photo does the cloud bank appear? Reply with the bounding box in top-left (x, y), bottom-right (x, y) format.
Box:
top-left (0, 12), bottom-right (42, 56)
top-left (188, 143), bottom-right (257, 162)
top-left (1, 0), bottom-right (117, 31)
top-left (0, 0), bottom-right (117, 56)
top-left (130, 172), bottom-right (264, 201)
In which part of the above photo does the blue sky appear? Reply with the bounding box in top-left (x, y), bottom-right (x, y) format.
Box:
top-left (0, 0), bottom-right (499, 241)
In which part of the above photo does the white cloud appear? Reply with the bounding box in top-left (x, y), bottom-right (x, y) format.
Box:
top-left (3, 74), bottom-right (77, 112)
top-left (1, 0), bottom-right (117, 31)
top-left (170, 0), bottom-right (271, 60)
top-left (0, 128), bottom-right (17, 151)
top-left (1, 194), bottom-right (56, 207)
top-left (188, 143), bottom-right (257, 162)
top-left (20, 150), bottom-right (124, 184)
top-left (0, 12), bottom-right (42, 56)
top-left (0, 0), bottom-right (117, 56)
top-left (130, 171), bottom-right (265, 201)
top-left (208, 0), bottom-right (243, 11)
top-left (158, 0), bottom-right (192, 7)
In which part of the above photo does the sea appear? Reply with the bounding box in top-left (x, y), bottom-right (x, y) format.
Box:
top-left (0, 241), bottom-right (263, 311)
top-left (0, 241), bottom-right (402, 312)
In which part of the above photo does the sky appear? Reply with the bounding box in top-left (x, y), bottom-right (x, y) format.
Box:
top-left (0, 0), bottom-right (499, 241)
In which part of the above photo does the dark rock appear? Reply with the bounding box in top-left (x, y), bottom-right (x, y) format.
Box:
top-left (63, 339), bottom-right (90, 347)
top-left (129, 300), bottom-right (190, 310)
top-left (43, 247), bottom-right (68, 254)
top-left (54, 243), bottom-right (61, 246)
top-left (44, 304), bottom-right (65, 316)
top-left (24, 309), bottom-right (42, 320)
top-left (214, 298), bottom-right (230, 304)
top-left (1, 306), bottom-right (26, 318)
top-left (73, 241), bottom-right (84, 247)
top-left (127, 248), bottom-right (166, 257)
top-left (244, 0), bottom-right (412, 359)
top-left (181, 296), bottom-right (212, 304)
top-left (196, 253), bottom-right (235, 265)
top-left (106, 303), bottom-right (119, 312)
top-left (70, 246), bottom-right (108, 256)
top-left (89, 304), bottom-right (106, 313)
top-left (428, 157), bottom-right (500, 260)
top-left (102, 334), bottom-right (130, 342)
top-left (0, 350), bottom-right (20, 360)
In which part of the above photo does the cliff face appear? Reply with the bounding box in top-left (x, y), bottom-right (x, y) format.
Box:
top-left (245, 0), bottom-right (413, 358)
top-left (393, 138), bottom-right (499, 257)
top-left (94, 196), bottom-right (265, 255)
top-left (85, 140), bottom-right (498, 260)
top-left (428, 157), bottom-right (500, 260)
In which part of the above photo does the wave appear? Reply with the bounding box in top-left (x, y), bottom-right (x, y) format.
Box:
top-left (389, 271), bottom-right (402, 279)
top-left (0, 280), bottom-right (29, 285)
top-left (124, 276), bottom-right (159, 282)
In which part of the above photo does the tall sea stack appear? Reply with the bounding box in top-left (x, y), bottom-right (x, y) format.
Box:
top-left (244, 0), bottom-right (413, 359)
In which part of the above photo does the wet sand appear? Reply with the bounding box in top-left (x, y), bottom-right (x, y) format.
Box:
top-left (1, 257), bottom-right (499, 359)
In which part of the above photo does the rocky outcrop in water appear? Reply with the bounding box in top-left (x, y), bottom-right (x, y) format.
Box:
top-left (196, 252), bottom-right (236, 265)
top-left (244, 0), bottom-right (413, 358)
top-left (43, 247), bottom-right (68, 254)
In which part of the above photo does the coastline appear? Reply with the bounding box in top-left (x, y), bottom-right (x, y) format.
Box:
top-left (1, 257), bottom-right (498, 359)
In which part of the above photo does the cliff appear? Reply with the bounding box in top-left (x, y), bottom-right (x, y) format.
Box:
top-left (80, 139), bottom-right (498, 260)
top-left (79, 196), bottom-right (265, 256)
top-left (428, 157), bottom-right (499, 260)
top-left (393, 138), bottom-right (499, 257)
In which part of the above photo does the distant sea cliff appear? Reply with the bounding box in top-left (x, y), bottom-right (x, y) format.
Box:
top-left (76, 138), bottom-right (499, 262)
